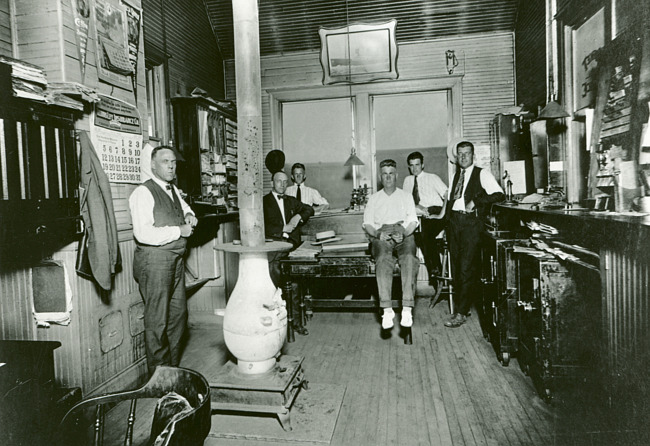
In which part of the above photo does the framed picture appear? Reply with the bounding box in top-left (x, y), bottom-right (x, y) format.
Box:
top-left (319, 20), bottom-right (398, 85)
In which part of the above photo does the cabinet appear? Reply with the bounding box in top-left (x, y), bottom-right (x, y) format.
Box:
top-left (172, 96), bottom-right (238, 214)
top-left (489, 113), bottom-right (536, 194)
top-left (0, 341), bottom-right (81, 445)
top-left (480, 231), bottom-right (526, 366)
top-left (0, 97), bottom-right (81, 263)
top-left (515, 251), bottom-right (600, 401)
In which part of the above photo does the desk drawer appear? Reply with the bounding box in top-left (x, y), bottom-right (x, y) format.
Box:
top-left (321, 265), bottom-right (370, 276)
top-left (289, 264), bottom-right (320, 275)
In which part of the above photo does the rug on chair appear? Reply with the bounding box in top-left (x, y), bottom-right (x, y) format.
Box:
top-left (208, 383), bottom-right (346, 444)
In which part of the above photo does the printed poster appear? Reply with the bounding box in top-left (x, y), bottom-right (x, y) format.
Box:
top-left (90, 94), bottom-right (143, 183)
top-left (123, 0), bottom-right (141, 98)
top-left (94, 0), bottom-right (133, 90)
top-left (71, 0), bottom-right (91, 81)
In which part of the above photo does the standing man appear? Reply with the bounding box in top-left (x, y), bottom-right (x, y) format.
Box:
top-left (129, 146), bottom-right (198, 374)
top-left (264, 170), bottom-right (315, 334)
top-left (363, 159), bottom-right (419, 331)
top-left (445, 141), bottom-right (504, 328)
top-left (402, 151), bottom-right (448, 279)
top-left (285, 163), bottom-right (329, 213)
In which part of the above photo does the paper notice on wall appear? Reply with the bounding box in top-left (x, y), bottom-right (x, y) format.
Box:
top-left (90, 94), bottom-right (143, 183)
top-left (473, 144), bottom-right (491, 170)
top-left (503, 160), bottom-right (527, 194)
top-left (94, 0), bottom-right (132, 90)
top-left (71, 0), bottom-right (91, 80)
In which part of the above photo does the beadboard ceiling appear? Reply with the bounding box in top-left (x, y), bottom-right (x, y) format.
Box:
top-left (204, 0), bottom-right (519, 60)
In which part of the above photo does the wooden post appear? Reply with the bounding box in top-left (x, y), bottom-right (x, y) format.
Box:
top-left (232, 0), bottom-right (265, 247)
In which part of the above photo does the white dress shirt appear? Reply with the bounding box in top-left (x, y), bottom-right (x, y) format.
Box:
top-left (449, 164), bottom-right (503, 211)
top-left (285, 183), bottom-right (329, 206)
top-left (272, 191), bottom-right (287, 224)
top-left (363, 188), bottom-right (419, 230)
top-left (402, 171), bottom-right (448, 207)
top-left (129, 176), bottom-right (194, 246)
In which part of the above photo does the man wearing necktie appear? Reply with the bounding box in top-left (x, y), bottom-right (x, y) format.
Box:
top-left (445, 141), bottom-right (504, 328)
top-left (285, 163), bottom-right (329, 213)
top-left (129, 146), bottom-right (198, 374)
top-left (402, 151), bottom-right (448, 281)
top-left (263, 170), bottom-right (315, 334)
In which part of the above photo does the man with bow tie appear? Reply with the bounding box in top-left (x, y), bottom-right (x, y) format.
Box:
top-left (129, 146), bottom-right (197, 374)
top-left (264, 170), bottom-right (314, 333)
top-left (445, 141), bottom-right (504, 328)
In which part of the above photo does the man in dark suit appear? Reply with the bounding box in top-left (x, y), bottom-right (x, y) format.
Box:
top-left (264, 170), bottom-right (314, 334)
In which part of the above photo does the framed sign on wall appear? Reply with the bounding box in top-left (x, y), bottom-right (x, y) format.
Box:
top-left (319, 19), bottom-right (398, 85)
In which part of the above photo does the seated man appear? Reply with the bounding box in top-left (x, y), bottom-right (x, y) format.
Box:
top-left (263, 170), bottom-right (315, 334)
top-left (363, 159), bottom-right (419, 331)
top-left (285, 163), bottom-right (329, 213)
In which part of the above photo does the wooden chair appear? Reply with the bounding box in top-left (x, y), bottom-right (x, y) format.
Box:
top-left (59, 366), bottom-right (211, 446)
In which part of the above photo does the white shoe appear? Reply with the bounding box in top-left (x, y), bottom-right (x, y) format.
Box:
top-left (401, 310), bottom-right (413, 328)
top-left (382, 309), bottom-right (395, 329)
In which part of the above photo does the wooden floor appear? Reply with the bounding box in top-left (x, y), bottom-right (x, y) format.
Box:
top-left (179, 299), bottom-right (580, 446)
top-left (98, 297), bottom-right (649, 446)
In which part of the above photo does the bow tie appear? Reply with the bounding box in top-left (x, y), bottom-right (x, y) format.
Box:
top-left (165, 184), bottom-right (172, 190)
top-left (276, 194), bottom-right (286, 200)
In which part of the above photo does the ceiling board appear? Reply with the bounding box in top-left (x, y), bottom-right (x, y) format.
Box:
top-left (205, 0), bottom-right (519, 59)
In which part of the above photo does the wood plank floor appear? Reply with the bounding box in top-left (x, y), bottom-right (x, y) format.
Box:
top-left (99, 297), bottom-right (649, 446)
top-left (182, 298), bottom-right (558, 446)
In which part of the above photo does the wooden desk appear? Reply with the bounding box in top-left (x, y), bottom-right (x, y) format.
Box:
top-left (280, 245), bottom-right (403, 329)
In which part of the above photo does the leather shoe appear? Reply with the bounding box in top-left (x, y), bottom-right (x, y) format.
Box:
top-left (444, 314), bottom-right (466, 328)
top-left (292, 324), bottom-right (309, 336)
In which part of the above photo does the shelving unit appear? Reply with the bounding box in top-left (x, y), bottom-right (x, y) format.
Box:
top-left (172, 96), bottom-right (238, 214)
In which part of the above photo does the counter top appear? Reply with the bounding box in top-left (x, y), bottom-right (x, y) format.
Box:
top-left (495, 203), bottom-right (650, 227)
top-left (494, 203), bottom-right (650, 258)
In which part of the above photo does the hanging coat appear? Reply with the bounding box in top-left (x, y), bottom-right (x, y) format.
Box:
top-left (76, 131), bottom-right (121, 290)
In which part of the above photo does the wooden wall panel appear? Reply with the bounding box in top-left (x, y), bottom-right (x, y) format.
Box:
top-left (225, 31), bottom-right (515, 189)
top-left (142, 0), bottom-right (224, 100)
top-left (0, 0), bottom-right (11, 56)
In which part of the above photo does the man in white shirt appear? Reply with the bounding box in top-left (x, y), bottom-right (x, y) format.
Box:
top-left (402, 151), bottom-right (448, 279)
top-left (129, 146), bottom-right (198, 374)
top-left (444, 141), bottom-right (504, 328)
top-left (285, 163), bottom-right (329, 213)
top-left (363, 159), bottom-right (419, 332)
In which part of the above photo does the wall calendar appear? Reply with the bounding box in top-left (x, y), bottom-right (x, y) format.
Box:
top-left (90, 94), bottom-right (143, 183)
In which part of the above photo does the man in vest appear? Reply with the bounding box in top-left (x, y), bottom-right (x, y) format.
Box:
top-left (445, 141), bottom-right (504, 328)
top-left (129, 146), bottom-right (198, 374)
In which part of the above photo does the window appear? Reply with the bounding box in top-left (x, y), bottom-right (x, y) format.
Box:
top-left (145, 63), bottom-right (169, 143)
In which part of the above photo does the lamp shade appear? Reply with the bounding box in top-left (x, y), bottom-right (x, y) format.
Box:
top-left (538, 100), bottom-right (570, 119)
top-left (344, 150), bottom-right (364, 166)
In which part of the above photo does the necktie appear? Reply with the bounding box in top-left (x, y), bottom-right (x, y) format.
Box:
top-left (453, 169), bottom-right (465, 200)
top-left (296, 185), bottom-right (302, 203)
top-left (412, 176), bottom-right (420, 205)
top-left (165, 184), bottom-right (172, 190)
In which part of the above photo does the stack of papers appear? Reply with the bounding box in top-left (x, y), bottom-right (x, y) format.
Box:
top-left (321, 241), bottom-right (369, 252)
top-left (312, 230), bottom-right (341, 245)
top-left (288, 241), bottom-right (321, 259)
top-left (0, 55), bottom-right (47, 102)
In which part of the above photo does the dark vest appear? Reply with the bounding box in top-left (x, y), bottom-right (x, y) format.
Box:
top-left (139, 179), bottom-right (187, 255)
top-left (448, 166), bottom-right (489, 217)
